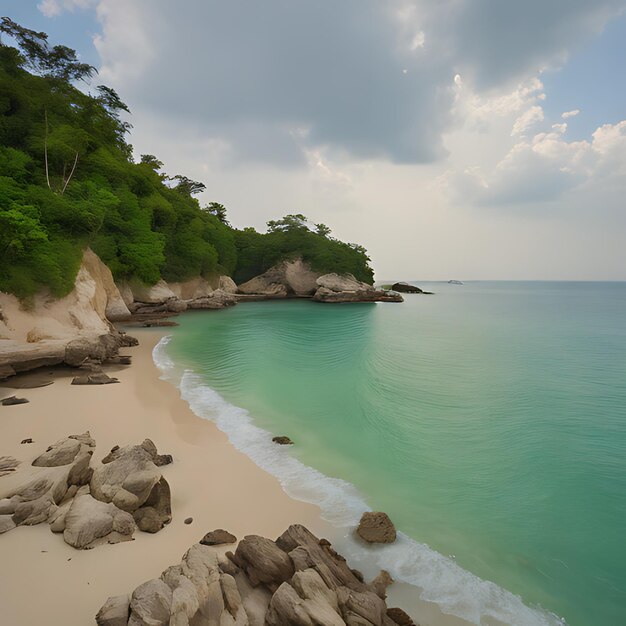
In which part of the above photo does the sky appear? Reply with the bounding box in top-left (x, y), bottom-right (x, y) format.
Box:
top-left (3, 1), bottom-right (626, 280)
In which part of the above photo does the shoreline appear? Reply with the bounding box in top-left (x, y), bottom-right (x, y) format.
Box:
top-left (0, 328), bottom-right (467, 625)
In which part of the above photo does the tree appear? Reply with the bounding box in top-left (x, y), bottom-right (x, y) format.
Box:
top-left (266, 213), bottom-right (309, 233)
top-left (206, 201), bottom-right (229, 225)
top-left (140, 154), bottom-right (164, 171)
top-left (169, 175), bottom-right (206, 196)
top-left (0, 17), bottom-right (96, 82)
top-left (315, 223), bottom-right (332, 238)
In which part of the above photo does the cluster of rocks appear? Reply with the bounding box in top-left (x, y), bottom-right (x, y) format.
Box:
top-left (313, 274), bottom-right (403, 303)
top-left (0, 330), bottom-right (137, 382)
top-left (0, 434), bottom-right (172, 547)
top-left (236, 259), bottom-right (403, 304)
top-left (120, 276), bottom-right (239, 322)
top-left (96, 524), bottom-right (415, 626)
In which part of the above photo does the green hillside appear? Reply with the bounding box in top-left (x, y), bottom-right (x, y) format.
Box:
top-left (0, 18), bottom-right (373, 298)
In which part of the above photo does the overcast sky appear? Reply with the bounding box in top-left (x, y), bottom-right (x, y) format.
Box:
top-left (7, 1), bottom-right (626, 280)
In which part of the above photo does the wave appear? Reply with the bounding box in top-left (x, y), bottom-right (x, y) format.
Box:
top-left (153, 335), bottom-right (565, 626)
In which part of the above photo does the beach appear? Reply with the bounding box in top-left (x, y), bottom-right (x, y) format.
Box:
top-left (0, 327), bottom-right (467, 626)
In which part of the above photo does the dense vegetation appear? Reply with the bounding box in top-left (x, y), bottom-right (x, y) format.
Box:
top-left (0, 19), bottom-right (373, 298)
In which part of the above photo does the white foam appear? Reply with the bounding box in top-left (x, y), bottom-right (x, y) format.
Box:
top-left (153, 336), bottom-right (566, 626)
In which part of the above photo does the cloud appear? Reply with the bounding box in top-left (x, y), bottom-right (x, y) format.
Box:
top-left (511, 106), bottom-right (545, 136)
top-left (88, 0), bottom-right (626, 166)
top-left (562, 109), bottom-right (581, 119)
top-left (442, 119), bottom-right (626, 205)
top-left (38, 0), bottom-right (96, 18)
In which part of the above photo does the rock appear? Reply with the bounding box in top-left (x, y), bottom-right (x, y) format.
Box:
top-left (90, 442), bottom-right (162, 513)
top-left (272, 436), bottom-right (293, 445)
top-left (233, 534), bottom-right (295, 591)
top-left (64, 335), bottom-right (116, 367)
top-left (0, 364), bottom-right (16, 380)
top-left (71, 373), bottom-right (120, 385)
top-left (371, 570), bottom-right (394, 599)
top-left (63, 487), bottom-right (137, 549)
top-left (200, 529), bottom-right (237, 546)
top-left (0, 514), bottom-right (17, 534)
top-left (356, 512), bottom-right (397, 544)
top-left (20, 438), bottom-right (34, 444)
top-left (154, 454), bottom-right (172, 467)
top-left (1, 395), bottom-right (29, 406)
top-left (186, 289), bottom-right (237, 310)
top-left (141, 319), bottom-right (179, 327)
top-left (316, 274), bottom-right (374, 293)
top-left (106, 355), bottom-right (132, 366)
top-left (387, 607), bottom-right (416, 625)
top-left (32, 437), bottom-right (82, 467)
top-left (337, 586), bottom-right (387, 625)
top-left (184, 517), bottom-right (193, 525)
top-left (119, 334), bottom-right (139, 347)
top-left (238, 259), bottom-right (320, 297)
top-left (128, 578), bottom-right (173, 625)
top-left (96, 595), bottom-right (131, 626)
top-left (133, 477), bottom-right (171, 533)
top-left (313, 274), bottom-right (404, 303)
top-left (391, 282), bottom-right (423, 294)
top-left (218, 275), bottom-right (238, 294)
top-left (130, 279), bottom-right (177, 304)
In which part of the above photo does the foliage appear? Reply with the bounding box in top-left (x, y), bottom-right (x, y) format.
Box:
top-left (0, 20), bottom-right (373, 298)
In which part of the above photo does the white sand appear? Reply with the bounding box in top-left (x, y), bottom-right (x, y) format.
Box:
top-left (0, 330), bottom-right (468, 626)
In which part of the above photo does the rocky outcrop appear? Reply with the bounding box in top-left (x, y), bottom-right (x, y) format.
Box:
top-left (97, 524), bottom-right (408, 626)
top-left (200, 529), bottom-right (237, 546)
top-left (0, 249), bottom-right (137, 380)
top-left (391, 282), bottom-right (433, 295)
top-left (356, 512), bottom-right (397, 544)
top-left (186, 289), bottom-right (237, 310)
top-left (0, 433), bottom-right (172, 546)
top-left (313, 274), bottom-right (404, 303)
top-left (238, 259), bottom-right (320, 297)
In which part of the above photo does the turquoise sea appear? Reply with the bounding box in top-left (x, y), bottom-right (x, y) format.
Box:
top-left (154, 281), bottom-right (626, 626)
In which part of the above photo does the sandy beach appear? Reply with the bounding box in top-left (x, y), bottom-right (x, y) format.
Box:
top-left (0, 328), bottom-right (468, 626)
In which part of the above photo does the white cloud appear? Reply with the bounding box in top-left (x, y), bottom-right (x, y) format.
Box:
top-left (442, 119), bottom-right (626, 205)
top-left (38, 0), bottom-right (96, 17)
top-left (511, 105), bottom-right (545, 136)
top-left (562, 109), bottom-right (581, 119)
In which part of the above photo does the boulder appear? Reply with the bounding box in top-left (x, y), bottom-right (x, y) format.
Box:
top-left (133, 477), bottom-right (171, 533)
top-left (386, 607), bottom-right (416, 626)
top-left (356, 512), bottom-right (397, 544)
top-left (391, 282), bottom-right (423, 294)
top-left (238, 259), bottom-right (320, 297)
top-left (313, 274), bottom-right (403, 304)
top-left (317, 274), bottom-right (374, 293)
top-left (63, 487), bottom-right (137, 549)
top-left (232, 534), bottom-right (295, 590)
top-left (200, 529), bottom-right (237, 546)
top-left (130, 280), bottom-right (176, 304)
top-left (128, 579), bottom-right (173, 625)
top-left (90, 442), bottom-right (162, 513)
top-left (187, 289), bottom-right (237, 310)
top-left (96, 595), bottom-right (131, 626)
top-left (32, 437), bottom-right (82, 467)
top-left (218, 275), bottom-right (238, 294)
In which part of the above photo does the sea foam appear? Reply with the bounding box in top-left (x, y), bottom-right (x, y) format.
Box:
top-left (153, 335), bottom-right (565, 626)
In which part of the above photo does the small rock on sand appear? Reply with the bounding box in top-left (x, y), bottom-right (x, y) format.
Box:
top-left (20, 438), bottom-right (34, 444)
top-left (1, 396), bottom-right (29, 406)
top-left (200, 529), bottom-right (237, 545)
top-left (184, 517), bottom-right (193, 525)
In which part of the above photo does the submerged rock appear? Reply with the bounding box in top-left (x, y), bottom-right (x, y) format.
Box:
top-left (272, 435), bottom-right (293, 445)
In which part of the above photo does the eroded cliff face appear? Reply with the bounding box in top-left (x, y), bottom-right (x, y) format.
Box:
top-left (0, 249), bottom-right (129, 344)
top-left (237, 258), bottom-right (321, 296)
top-left (0, 249), bottom-right (134, 379)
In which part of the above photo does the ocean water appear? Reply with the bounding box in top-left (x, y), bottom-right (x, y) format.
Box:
top-left (154, 281), bottom-right (626, 626)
